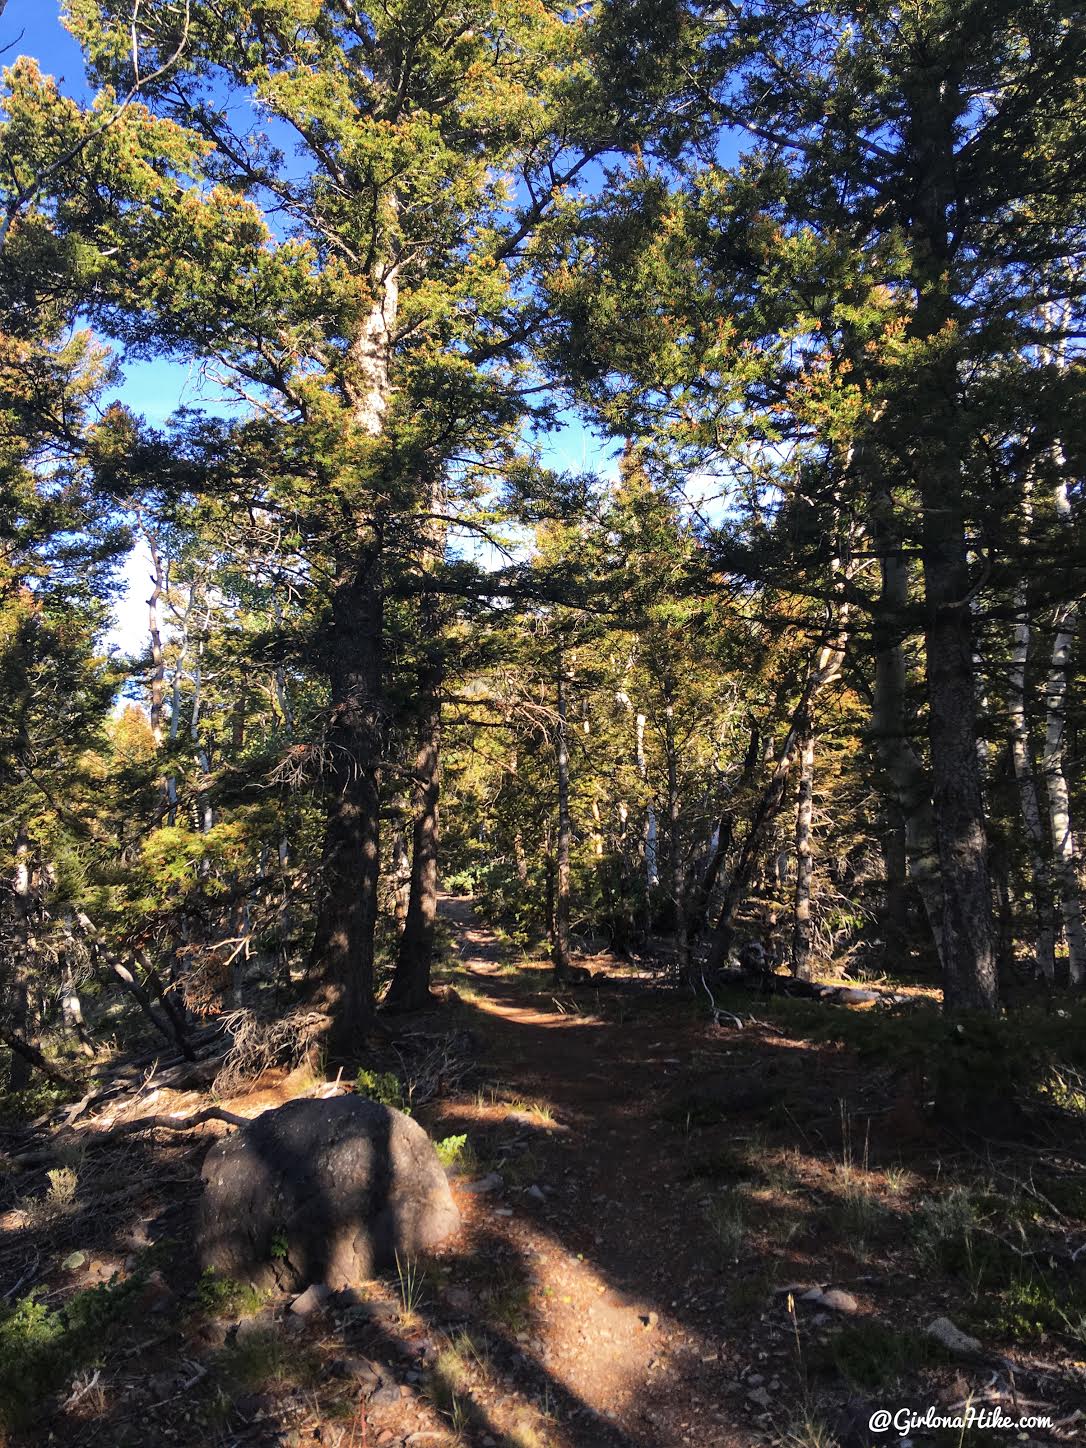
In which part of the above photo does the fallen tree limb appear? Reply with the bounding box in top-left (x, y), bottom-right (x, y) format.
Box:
top-left (0, 1024), bottom-right (77, 1088)
top-left (99, 1106), bottom-right (249, 1137)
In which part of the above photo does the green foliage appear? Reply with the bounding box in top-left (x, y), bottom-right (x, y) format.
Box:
top-left (913, 1188), bottom-right (982, 1276)
top-left (355, 1068), bottom-right (411, 1115)
top-left (977, 1274), bottom-right (1086, 1344)
top-left (0, 1277), bottom-right (140, 1428)
top-left (434, 1133), bottom-right (470, 1169)
top-left (194, 1268), bottom-right (265, 1318)
top-left (0, 1080), bottom-right (78, 1126)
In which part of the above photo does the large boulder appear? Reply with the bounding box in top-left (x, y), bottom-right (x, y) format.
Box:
top-left (197, 1095), bottom-right (460, 1290)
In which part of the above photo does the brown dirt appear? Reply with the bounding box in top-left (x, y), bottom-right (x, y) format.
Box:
top-left (3, 895), bottom-right (1083, 1448)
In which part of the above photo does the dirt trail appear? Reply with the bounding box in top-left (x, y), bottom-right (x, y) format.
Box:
top-left (430, 895), bottom-right (753, 1448)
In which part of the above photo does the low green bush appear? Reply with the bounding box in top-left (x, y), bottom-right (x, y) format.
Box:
top-left (0, 1276), bottom-right (141, 1428)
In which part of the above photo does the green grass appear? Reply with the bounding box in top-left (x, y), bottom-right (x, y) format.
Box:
top-left (218, 1328), bottom-right (321, 1393)
top-left (705, 1193), bottom-right (749, 1259)
top-left (481, 1262), bottom-right (533, 1332)
top-left (194, 1268), bottom-right (267, 1318)
top-left (815, 1321), bottom-right (947, 1390)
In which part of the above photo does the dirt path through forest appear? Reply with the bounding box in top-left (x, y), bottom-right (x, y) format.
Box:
top-left (428, 894), bottom-right (759, 1448)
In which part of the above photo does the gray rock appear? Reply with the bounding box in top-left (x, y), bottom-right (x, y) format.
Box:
top-left (820, 1288), bottom-right (859, 1314)
top-left (236, 1311), bottom-right (280, 1341)
top-left (802, 1286), bottom-right (858, 1314)
top-left (525, 1184), bottom-right (545, 1202)
top-left (330, 1356), bottom-right (381, 1387)
top-left (290, 1283), bottom-right (330, 1316)
top-left (747, 1387), bottom-right (772, 1409)
top-left (347, 1298), bottom-right (400, 1323)
top-left (197, 1096), bottom-right (460, 1291)
top-left (196, 1319), bottom-right (230, 1349)
top-left (369, 1383), bottom-right (402, 1407)
top-left (460, 1172), bottom-right (503, 1194)
top-left (926, 1316), bottom-right (982, 1356)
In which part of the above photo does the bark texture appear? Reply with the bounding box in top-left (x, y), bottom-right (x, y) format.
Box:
top-left (792, 728), bottom-right (815, 980)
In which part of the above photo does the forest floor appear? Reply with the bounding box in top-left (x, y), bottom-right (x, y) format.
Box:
top-left (2, 896), bottom-right (1086, 1447)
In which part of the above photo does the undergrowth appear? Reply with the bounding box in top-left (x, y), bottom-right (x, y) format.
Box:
top-left (0, 1275), bottom-right (143, 1429)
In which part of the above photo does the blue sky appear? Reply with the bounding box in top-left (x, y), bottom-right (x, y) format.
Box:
top-left (4, 2), bottom-right (236, 425)
top-left (4, 3), bottom-right (617, 652)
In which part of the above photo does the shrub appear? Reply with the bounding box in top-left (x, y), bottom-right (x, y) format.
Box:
top-left (194, 1268), bottom-right (265, 1318)
top-left (355, 1068), bottom-right (411, 1114)
top-left (435, 1133), bottom-right (470, 1169)
top-left (0, 1277), bottom-right (141, 1428)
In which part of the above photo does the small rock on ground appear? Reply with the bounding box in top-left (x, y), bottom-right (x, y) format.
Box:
top-left (926, 1316), bottom-right (982, 1355)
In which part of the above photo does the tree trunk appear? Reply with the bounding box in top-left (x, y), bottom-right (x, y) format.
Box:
top-left (309, 539), bottom-right (385, 1050)
top-left (8, 823), bottom-right (35, 1090)
top-left (544, 849), bottom-right (556, 943)
top-left (921, 495), bottom-right (998, 1010)
top-left (908, 86), bottom-right (997, 1012)
top-left (688, 722), bottom-right (759, 938)
top-left (60, 955), bottom-right (95, 1058)
top-left (636, 710), bottom-right (657, 916)
top-left (1007, 538), bottom-right (1057, 979)
top-left (513, 831), bottom-right (529, 884)
top-left (708, 612), bottom-right (846, 970)
top-left (272, 590), bottom-right (295, 988)
top-left (1044, 594), bottom-right (1086, 985)
top-left (1039, 314), bottom-right (1086, 985)
top-left (386, 613), bottom-right (444, 1009)
top-left (880, 814), bottom-right (909, 952)
top-left (309, 267), bottom-right (397, 1048)
top-left (663, 690), bottom-right (688, 975)
top-left (0, 1024), bottom-right (74, 1089)
top-left (552, 658), bottom-right (573, 980)
top-left (146, 528), bottom-right (166, 746)
top-left (707, 718), bottom-right (803, 969)
top-left (386, 496), bottom-right (447, 1011)
top-left (792, 726), bottom-right (815, 980)
top-left (166, 579), bottom-right (197, 827)
top-left (870, 515), bottom-right (946, 966)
